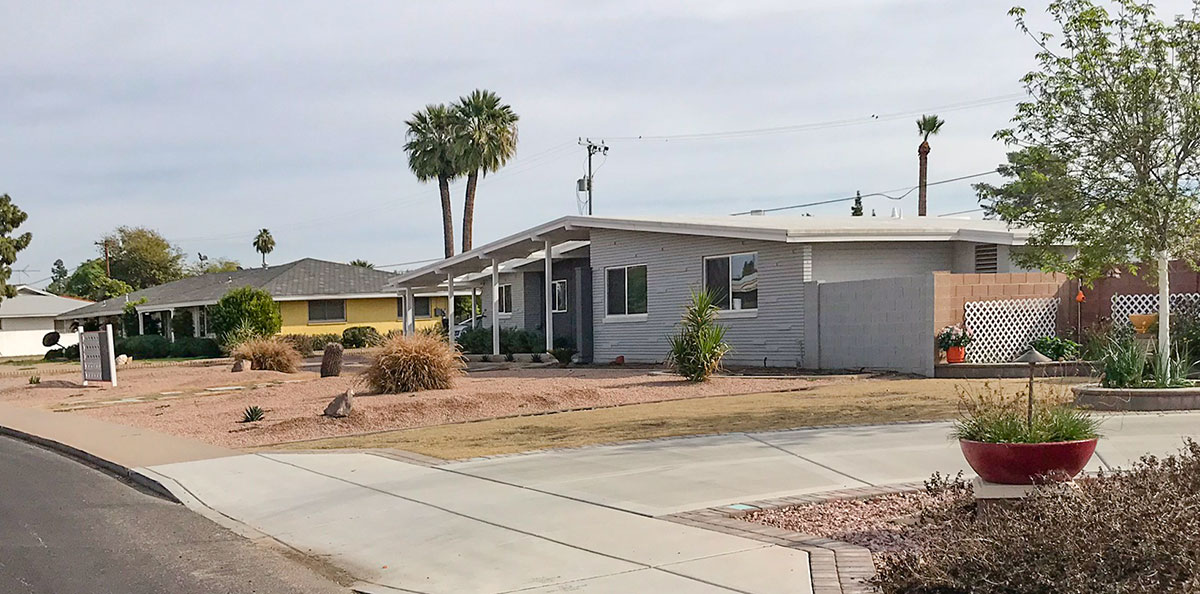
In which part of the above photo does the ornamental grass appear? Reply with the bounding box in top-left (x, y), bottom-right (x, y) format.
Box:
top-left (362, 333), bottom-right (465, 394)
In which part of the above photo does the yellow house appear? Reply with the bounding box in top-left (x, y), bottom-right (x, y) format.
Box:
top-left (58, 258), bottom-right (455, 340)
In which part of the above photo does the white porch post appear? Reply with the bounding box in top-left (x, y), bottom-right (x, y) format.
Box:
top-left (165, 309), bottom-right (175, 342)
top-left (137, 310), bottom-right (144, 335)
top-left (491, 258), bottom-right (500, 356)
top-left (447, 273), bottom-right (455, 345)
top-left (470, 287), bottom-right (477, 327)
top-left (404, 287), bottom-right (414, 336)
top-left (544, 240), bottom-right (553, 352)
top-left (191, 307), bottom-right (201, 338)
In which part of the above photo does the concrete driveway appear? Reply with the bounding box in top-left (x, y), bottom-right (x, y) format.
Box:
top-left (142, 411), bottom-right (1200, 594)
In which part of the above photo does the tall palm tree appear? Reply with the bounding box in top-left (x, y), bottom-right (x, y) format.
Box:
top-left (253, 228), bottom-right (275, 268)
top-left (405, 104), bottom-right (463, 258)
top-left (454, 90), bottom-right (519, 252)
top-left (916, 114), bottom-right (945, 217)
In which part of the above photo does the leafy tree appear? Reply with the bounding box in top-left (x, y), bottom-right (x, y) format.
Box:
top-left (188, 258), bottom-right (240, 275)
top-left (977, 0), bottom-right (1200, 368)
top-left (102, 226), bottom-right (185, 290)
top-left (851, 191), bottom-right (864, 216)
top-left (916, 114), bottom-right (945, 217)
top-left (253, 229), bottom-right (274, 268)
top-left (209, 286), bottom-right (281, 341)
top-left (64, 259), bottom-right (133, 301)
top-left (405, 104), bottom-right (464, 258)
top-left (349, 259), bottom-right (374, 268)
top-left (453, 90), bottom-right (519, 252)
top-left (0, 195), bottom-right (32, 300)
top-left (47, 259), bottom-right (69, 295)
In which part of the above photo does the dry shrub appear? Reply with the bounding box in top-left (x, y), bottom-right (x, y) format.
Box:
top-left (232, 337), bottom-right (302, 373)
top-left (362, 333), bottom-right (464, 393)
top-left (871, 440), bottom-right (1200, 593)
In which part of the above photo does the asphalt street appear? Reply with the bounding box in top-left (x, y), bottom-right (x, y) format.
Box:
top-left (0, 435), bottom-right (348, 594)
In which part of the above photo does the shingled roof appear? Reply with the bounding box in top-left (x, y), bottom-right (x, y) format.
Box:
top-left (59, 258), bottom-right (398, 319)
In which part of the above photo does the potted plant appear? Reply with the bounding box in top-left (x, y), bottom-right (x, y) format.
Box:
top-left (952, 383), bottom-right (1102, 484)
top-left (937, 324), bottom-right (973, 364)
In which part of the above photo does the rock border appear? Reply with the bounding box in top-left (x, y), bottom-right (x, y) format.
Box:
top-left (1073, 382), bottom-right (1200, 410)
top-left (665, 482), bottom-right (924, 594)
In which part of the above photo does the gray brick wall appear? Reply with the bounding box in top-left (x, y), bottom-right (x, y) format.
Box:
top-left (811, 274), bottom-right (935, 376)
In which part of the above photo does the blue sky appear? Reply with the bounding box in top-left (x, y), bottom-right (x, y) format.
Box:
top-left (4, 0), bottom-right (1192, 286)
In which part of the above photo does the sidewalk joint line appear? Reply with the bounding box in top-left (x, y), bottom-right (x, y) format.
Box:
top-left (434, 465), bottom-right (656, 518)
top-left (741, 434), bottom-right (875, 487)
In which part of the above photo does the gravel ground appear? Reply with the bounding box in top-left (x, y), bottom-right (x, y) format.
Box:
top-left (0, 364), bottom-right (831, 449)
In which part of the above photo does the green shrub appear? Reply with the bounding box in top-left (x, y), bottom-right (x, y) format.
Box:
top-left (342, 326), bottom-right (383, 349)
top-left (550, 347), bottom-right (576, 364)
top-left (278, 334), bottom-right (316, 357)
top-left (28, 375), bottom-right (40, 385)
top-left (455, 327), bottom-right (544, 354)
top-left (219, 320), bottom-right (266, 352)
top-left (168, 337), bottom-right (221, 358)
top-left (305, 333), bottom-right (341, 352)
top-left (362, 333), bottom-right (464, 393)
top-left (1151, 348), bottom-right (1192, 388)
top-left (1029, 335), bottom-right (1080, 361)
top-left (44, 348), bottom-right (65, 361)
top-left (210, 287), bottom-right (281, 342)
top-left (1101, 334), bottom-right (1148, 388)
top-left (116, 335), bottom-right (172, 359)
top-left (666, 289), bottom-right (730, 381)
top-left (63, 344), bottom-right (79, 360)
top-left (456, 326), bottom-right (491, 354)
top-left (170, 311), bottom-right (195, 338)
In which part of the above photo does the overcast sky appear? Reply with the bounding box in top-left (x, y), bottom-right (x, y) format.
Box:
top-left (4, 0), bottom-right (1192, 287)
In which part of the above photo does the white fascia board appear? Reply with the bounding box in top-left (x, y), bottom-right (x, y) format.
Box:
top-left (272, 293), bottom-right (401, 302)
top-left (578, 217), bottom-right (790, 242)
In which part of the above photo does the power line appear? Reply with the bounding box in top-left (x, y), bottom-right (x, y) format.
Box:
top-left (730, 169), bottom-right (1001, 216)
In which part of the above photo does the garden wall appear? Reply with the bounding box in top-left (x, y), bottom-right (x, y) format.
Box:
top-left (932, 271), bottom-right (1074, 338)
top-left (805, 275), bottom-right (936, 376)
top-left (1077, 261), bottom-right (1200, 328)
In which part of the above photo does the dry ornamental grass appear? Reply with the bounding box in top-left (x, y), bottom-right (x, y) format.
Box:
top-left (232, 338), bottom-right (302, 373)
top-left (363, 333), bottom-right (465, 393)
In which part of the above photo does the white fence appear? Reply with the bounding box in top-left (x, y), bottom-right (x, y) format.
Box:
top-left (1111, 293), bottom-right (1200, 325)
top-left (964, 298), bottom-right (1059, 363)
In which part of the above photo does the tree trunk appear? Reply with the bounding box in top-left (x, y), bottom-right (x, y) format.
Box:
top-left (462, 170), bottom-right (479, 252)
top-left (1158, 250), bottom-right (1171, 369)
top-left (438, 175), bottom-right (455, 258)
top-left (261, 252), bottom-right (266, 268)
top-left (917, 141), bottom-right (931, 217)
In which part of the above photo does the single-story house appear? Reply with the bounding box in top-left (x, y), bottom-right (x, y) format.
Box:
top-left (0, 286), bottom-right (89, 357)
top-left (389, 214), bottom-right (1037, 374)
top-left (58, 258), bottom-right (459, 339)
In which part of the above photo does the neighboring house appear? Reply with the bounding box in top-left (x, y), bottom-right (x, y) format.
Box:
top-left (389, 214), bottom-right (1037, 375)
top-left (57, 258), bottom-right (452, 339)
top-left (0, 286), bottom-right (89, 357)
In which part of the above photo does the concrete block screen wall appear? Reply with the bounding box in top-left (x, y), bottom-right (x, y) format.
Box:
top-left (807, 275), bottom-right (936, 376)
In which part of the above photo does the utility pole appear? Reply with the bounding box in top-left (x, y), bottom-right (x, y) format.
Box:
top-left (94, 240), bottom-right (111, 276)
top-left (577, 138), bottom-right (608, 215)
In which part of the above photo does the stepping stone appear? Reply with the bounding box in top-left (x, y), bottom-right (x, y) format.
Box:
top-left (205, 386), bottom-right (246, 392)
top-left (160, 391), bottom-right (183, 395)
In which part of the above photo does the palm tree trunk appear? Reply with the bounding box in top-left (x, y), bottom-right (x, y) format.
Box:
top-left (261, 252), bottom-right (266, 267)
top-left (462, 170), bottom-right (479, 252)
top-left (439, 174), bottom-right (455, 258)
top-left (918, 141), bottom-right (930, 217)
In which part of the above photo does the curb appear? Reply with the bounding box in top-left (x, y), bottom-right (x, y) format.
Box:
top-left (0, 423), bottom-right (179, 502)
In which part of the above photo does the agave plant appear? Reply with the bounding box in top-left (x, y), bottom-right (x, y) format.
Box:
top-left (667, 289), bottom-right (731, 381)
top-left (241, 405), bottom-right (266, 423)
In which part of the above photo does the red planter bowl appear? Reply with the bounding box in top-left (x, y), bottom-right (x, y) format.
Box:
top-left (959, 438), bottom-right (1098, 485)
top-left (946, 346), bottom-right (966, 363)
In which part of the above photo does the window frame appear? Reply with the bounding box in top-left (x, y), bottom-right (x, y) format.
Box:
top-left (497, 284), bottom-right (513, 316)
top-left (604, 264), bottom-right (648, 320)
top-left (551, 279), bottom-right (568, 313)
top-left (307, 299), bottom-right (347, 323)
top-left (702, 251), bottom-right (759, 313)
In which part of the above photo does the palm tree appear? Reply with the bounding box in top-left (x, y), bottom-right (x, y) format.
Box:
top-left (453, 90), bottom-right (519, 252)
top-left (916, 114), bottom-right (945, 217)
top-left (348, 259), bottom-right (374, 268)
top-left (253, 228), bottom-right (275, 268)
top-left (405, 104), bottom-right (463, 258)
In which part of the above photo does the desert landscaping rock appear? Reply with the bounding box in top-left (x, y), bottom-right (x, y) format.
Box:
top-left (232, 359), bottom-right (245, 372)
top-left (324, 389), bottom-right (353, 418)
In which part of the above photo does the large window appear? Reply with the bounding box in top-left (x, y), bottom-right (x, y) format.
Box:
top-left (498, 284), bottom-right (513, 314)
top-left (399, 296), bottom-right (432, 318)
top-left (552, 280), bottom-right (568, 313)
top-left (308, 299), bottom-right (346, 322)
top-left (703, 252), bottom-right (758, 311)
top-left (606, 265), bottom-right (648, 316)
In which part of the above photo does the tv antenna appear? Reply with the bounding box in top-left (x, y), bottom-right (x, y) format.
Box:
top-left (13, 266), bottom-right (39, 284)
top-left (577, 138), bottom-right (609, 215)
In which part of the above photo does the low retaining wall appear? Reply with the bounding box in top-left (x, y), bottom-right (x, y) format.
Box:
top-left (1073, 383), bottom-right (1200, 411)
top-left (936, 361), bottom-right (1096, 379)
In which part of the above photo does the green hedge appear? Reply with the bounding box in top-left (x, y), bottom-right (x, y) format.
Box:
top-left (342, 326), bottom-right (384, 348)
top-left (456, 327), bottom-right (545, 354)
top-left (113, 336), bottom-right (221, 359)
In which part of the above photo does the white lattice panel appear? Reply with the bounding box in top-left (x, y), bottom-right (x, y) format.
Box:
top-left (1111, 293), bottom-right (1200, 325)
top-left (964, 298), bottom-right (1059, 363)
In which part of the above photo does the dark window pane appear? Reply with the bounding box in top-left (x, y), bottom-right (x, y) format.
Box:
top-left (330, 300), bottom-right (345, 320)
top-left (553, 280), bottom-right (567, 312)
top-left (704, 257), bottom-right (730, 309)
top-left (414, 297), bottom-right (431, 317)
top-left (730, 253), bottom-right (758, 310)
top-left (308, 299), bottom-right (345, 322)
top-left (606, 268), bottom-right (626, 315)
top-left (626, 265), bottom-right (647, 314)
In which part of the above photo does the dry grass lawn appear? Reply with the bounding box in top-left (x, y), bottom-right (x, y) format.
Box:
top-left (268, 376), bottom-right (1089, 459)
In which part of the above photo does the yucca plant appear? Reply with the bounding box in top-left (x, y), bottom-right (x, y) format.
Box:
top-left (667, 289), bottom-right (731, 381)
top-left (1101, 334), bottom-right (1148, 388)
top-left (241, 405), bottom-right (265, 423)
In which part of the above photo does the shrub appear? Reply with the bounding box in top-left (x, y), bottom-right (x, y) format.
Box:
top-left (232, 338), bottom-right (302, 373)
top-left (342, 326), bottom-right (384, 349)
top-left (456, 326), bottom-right (491, 354)
top-left (241, 405), bottom-right (265, 423)
top-left (168, 337), bottom-right (221, 358)
top-left (455, 326), bottom-right (545, 354)
top-left (170, 311), bottom-right (195, 339)
top-left (44, 348), bottom-right (64, 361)
top-left (278, 334), bottom-right (316, 357)
top-left (550, 347), bottom-right (576, 364)
top-left (1101, 334), bottom-right (1148, 388)
top-left (305, 333), bottom-right (342, 352)
top-left (1028, 335), bottom-right (1080, 361)
top-left (666, 289), bottom-right (730, 381)
top-left (362, 333), bottom-right (464, 393)
top-left (951, 383), bottom-right (1101, 444)
top-left (115, 335), bottom-right (172, 359)
top-left (28, 375), bottom-right (40, 385)
top-left (218, 320), bottom-right (267, 351)
top-left (871, 440), bottom-right (1200, 594)
top-left (209, 287), bottom-right (281, 341)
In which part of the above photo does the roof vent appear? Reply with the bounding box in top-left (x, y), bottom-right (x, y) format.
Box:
top-left (891, 207), bottom-right (903, 219)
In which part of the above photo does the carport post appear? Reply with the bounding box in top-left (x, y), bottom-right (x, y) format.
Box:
top-left (403, 287), bottom-right (414, 336)
top-left (491, 258), bottom-right (500, 356)
top-left (544, 240), bottom-right (553, 352)
top-left (469, 288), bottom-right (476, 327)
top-left (137, 310), bottom-right (144, 335)
top-left (446, 273), bottom-right (455, 345)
